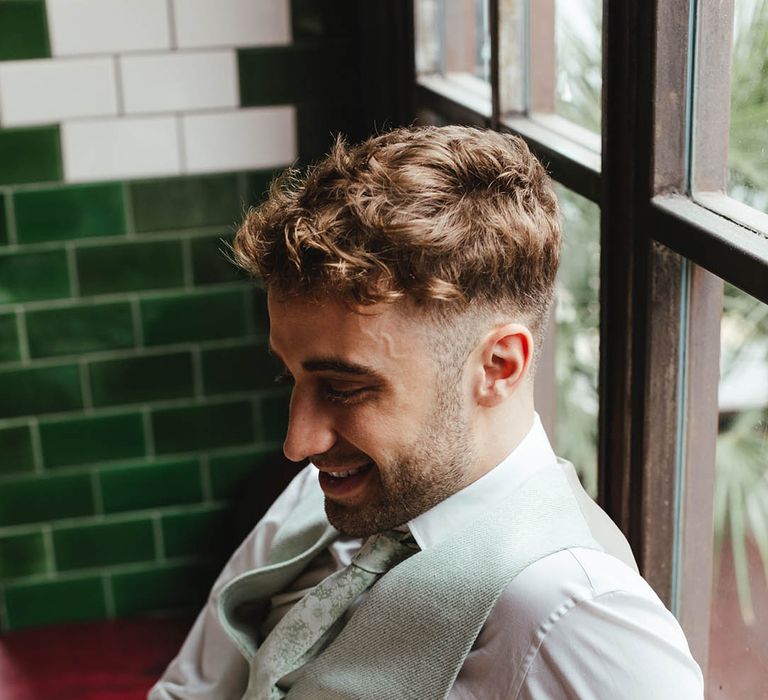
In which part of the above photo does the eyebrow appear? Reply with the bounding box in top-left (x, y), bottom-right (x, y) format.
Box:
top-left (269, 346), bottom-right (383, 380)
top-left (302, 358), bottom-right (379, 377)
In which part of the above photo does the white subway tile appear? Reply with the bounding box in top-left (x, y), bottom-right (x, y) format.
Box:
top-left (182, 107), bottom-right (296, 173)
top-left (120, 50), bottom-right (238, 114)
top-left (0, 58), bottom-right (117, 126)
top-left (173, 0), bottom-right (290, 48)
top-left (47, 0), bottom-right (171, 56)
top-left (62, 116), bottom-right (180, 182)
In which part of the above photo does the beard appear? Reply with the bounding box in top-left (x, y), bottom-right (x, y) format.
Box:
top-left (324, 383), bottom-right (476, 537)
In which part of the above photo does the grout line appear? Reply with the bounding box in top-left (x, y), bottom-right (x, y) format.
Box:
top-left (15, 307), bottom-right (30, 363)
top-left (0, 389), bottom-right (280, 435)
top-left (5, 193), bottom-right (18, 246)
top-left (142, 407), bottom-right (156, 457)
top-left (0, 275), bottom-right (251, 315)
top-left (167, 0), bottom-right (178, 49)
top-left (130, 296), bottom-right (144, 348)
top-left (176, 114), bottom-right (187, 173)
top-left (199, 456), bottom-right (212, 501)
top-left (153, 513), bottom-right (165, 561)
top-left (80, 360), bottom-right (93, 411)
top-left (191, 346), bottom-right (204, 398)
top-left (181, 237), bottom-right (193, 288)
top-left (0, 334), bottom-right (267, 373)
top-left (29, 417), bottom-right (44, 473)
top-left (65, 244), bottom-right (80, 297)
top-left (121, 182), bottom-right (136, 237)
top-left (102, 574), bottom-right (116, 619)
top-left (42, 524), bottom-right (55, 574)
top-left (91, 469), bottom-right (104, 515)
top-left (112, 55), bottom-right (125, 116)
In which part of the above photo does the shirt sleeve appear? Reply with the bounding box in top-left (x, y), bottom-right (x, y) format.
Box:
top-left (148, 464), bottom-right (318, 700)
top-left (513, 554), bottom-right (704, 699)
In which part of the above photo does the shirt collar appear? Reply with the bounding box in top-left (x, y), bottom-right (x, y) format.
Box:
top-left (406, 413), bottom-right (557, 551)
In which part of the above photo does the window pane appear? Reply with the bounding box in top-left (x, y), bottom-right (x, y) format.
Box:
top-left (415, 0), bottom-right (491, 83)
top-left (728, 0), bottom-right (768, 213)
top-left (554, 0), bottom-right (602, 133)
top-left (707, 284), bottom-right (768, 696)
top-left (553, 185), bottom-right (601, 497)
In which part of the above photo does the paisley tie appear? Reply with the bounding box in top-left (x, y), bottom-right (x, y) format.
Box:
top-left (248, 530), bottom-right (418, 699)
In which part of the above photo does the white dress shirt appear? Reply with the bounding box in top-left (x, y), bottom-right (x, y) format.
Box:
top-left (150, 416), bottom-right (704, 699)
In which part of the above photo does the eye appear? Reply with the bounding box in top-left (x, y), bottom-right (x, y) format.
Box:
top-left (322, 383), bottom-right (369, 405)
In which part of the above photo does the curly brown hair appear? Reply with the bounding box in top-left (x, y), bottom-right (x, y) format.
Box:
top-left (233, 125), bottom-right (561, 339)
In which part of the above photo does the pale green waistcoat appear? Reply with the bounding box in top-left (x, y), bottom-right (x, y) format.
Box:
top-left (217, 464), bottom-right (602, 700)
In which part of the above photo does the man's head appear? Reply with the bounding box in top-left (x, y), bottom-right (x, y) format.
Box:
top-left (234, 126), bottom-right (561, 535)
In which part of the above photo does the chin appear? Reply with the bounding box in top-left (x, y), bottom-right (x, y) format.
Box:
top-left (324, 501), bottom-right (405, 538)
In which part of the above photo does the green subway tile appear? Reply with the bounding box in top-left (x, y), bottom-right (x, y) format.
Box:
top-left (162, 506), bottom-right (225, 558)
top-left (209, 448), bottom-right (276, 499)
top-left (261, 393), bottom-right (290, 442)
top-left (89, 352), bottom-right (193, 407)
top-left (5, 576), bottom-right (105, 630)
top-left (291, 0), bottom-right (358, 41)
top-left (130, 174), bottom-right (240, 233)
top-left (202, 343), bottom-right (281, 395)
top-left (0, 531), bottom-right (47, 579)
top-left (152, 400), bottom-right (254, 454)
top-left (190, 234), bottom-right (245, 286)
top-left (0, 195), bottom-right (8, 245)
top-left (53, 518), bottom-right (155, 571)
top-left (0, 126), bottom-right (61, 185)
top-left (241, 169), bottom-right (279, 208)
top-left (141, 289), bottom-right (247, 346)
top-left (0, 424), bottom-right (35, 475)
top-left (0, 472), bottom-right (94, 527)
top-left (100, 458), bottom-right (202, 513)
top-left (238, 43), bottom-right (358, 107)
top-left (0, 1), bottom-right (50, 61)
top-left (40, 411), bottom-right (145, 469)
top-left (26, 302), bottom-right (134, 358)
top-left (0, 312), bottom-right (20, 362)
top-left (0, 249), bottom-right (69, 303)
top-left (14, 183), bottom-right (126, 244)
top-left (76, 239), bottom-right (184, 296)
top-left (111, 562), bottom-right (214, 616)
top-left (0, 365), bottom-right (81, 419)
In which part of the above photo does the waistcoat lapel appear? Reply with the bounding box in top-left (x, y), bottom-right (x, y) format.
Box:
top-left (217, 482), bottom-right (338, 661)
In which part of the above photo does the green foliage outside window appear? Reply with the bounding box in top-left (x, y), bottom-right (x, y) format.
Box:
top-left (556, 0), bottom-right (768, 621)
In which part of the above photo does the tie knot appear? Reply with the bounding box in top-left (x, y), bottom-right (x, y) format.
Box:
top-left (352, 530), bottom-right (417, 574)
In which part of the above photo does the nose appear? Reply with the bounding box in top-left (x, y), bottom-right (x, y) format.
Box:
top-left (282, 389), bottom-right (337, 462)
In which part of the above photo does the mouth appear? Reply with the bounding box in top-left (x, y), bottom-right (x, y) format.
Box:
top-left (316, 461), bottom-right (375, 500)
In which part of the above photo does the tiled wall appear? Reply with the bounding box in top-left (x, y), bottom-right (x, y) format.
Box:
top-left (0, 0), bottom-right (364, 630)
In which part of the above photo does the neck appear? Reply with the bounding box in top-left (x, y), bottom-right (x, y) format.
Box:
top-left (470, 396), bottom-right (536, 483)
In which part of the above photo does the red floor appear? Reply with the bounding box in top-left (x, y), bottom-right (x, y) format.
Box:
top-left (0, 616), bottom-right (191, 700)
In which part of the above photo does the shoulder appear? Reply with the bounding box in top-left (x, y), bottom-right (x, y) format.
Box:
top-left (467, 548), bottom-right (704, 699)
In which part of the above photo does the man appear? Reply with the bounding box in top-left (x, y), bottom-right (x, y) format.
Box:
top-left (150, 126), bottom-right (703, 698)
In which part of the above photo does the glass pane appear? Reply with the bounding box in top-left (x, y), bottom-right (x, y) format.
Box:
top-left (415, 0), bottom-right (491, 83)
top-left (707, 284), bottom-right (768, 697)
top-left (728, 0), bottom-right (768, 213)
top-left (554, 0), bottom-right (602, 133)
top-left (553, 185), bottom-right (601, 497)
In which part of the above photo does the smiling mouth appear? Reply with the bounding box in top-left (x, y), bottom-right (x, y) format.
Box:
top-left (317, 461), bottom-right (375, 499)
top-left (321, 462), bottom-right (373, 479)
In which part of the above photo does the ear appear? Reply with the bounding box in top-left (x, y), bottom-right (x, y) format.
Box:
top-left (473, 324), bottom-right (534, 407)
